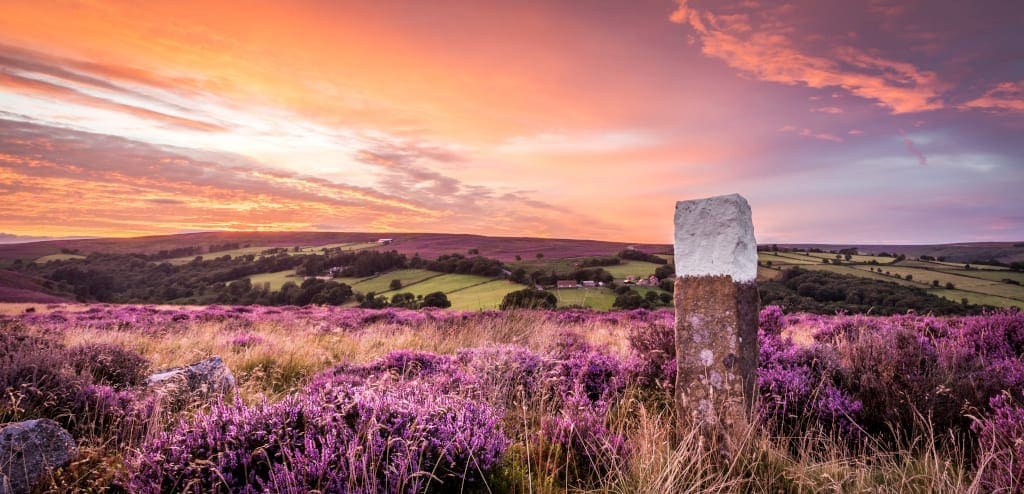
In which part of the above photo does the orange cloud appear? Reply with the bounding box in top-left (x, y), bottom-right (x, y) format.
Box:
top-left (962, 82), bottom-right (1024, 113)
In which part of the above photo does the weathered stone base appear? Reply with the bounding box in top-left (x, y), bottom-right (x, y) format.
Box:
top-left (674, 275), bottom-right (759, 453)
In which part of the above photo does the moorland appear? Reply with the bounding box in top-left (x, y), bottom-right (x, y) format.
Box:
top-left (1, 232), bottom-right (1023, 493)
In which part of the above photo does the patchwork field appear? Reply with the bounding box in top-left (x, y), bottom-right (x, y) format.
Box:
top-left (444, 280), bottom-right (523, 310)
top-left (246, 269), bottom-right (304, 291)
top-left (333, 269), bottom-right (441, 295)
top-left (758, 251), bottom-right (1024, 310)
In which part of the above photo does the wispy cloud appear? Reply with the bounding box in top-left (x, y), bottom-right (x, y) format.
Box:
top-left (899, 129), bottom-right (928, 166)
top-left (0, 71), bottom-right (226, 132)
top-left (779, 125), bottom-right (843, 143)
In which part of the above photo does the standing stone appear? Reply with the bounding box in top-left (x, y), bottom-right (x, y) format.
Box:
top-left (0, 419), bottom-right (77, 494)
top-left (673, 193), bottom-right (759, 453)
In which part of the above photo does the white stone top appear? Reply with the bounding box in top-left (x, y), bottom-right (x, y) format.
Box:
top-left (674, 193), bottom-right (757, 283)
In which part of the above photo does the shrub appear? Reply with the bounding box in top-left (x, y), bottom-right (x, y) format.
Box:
top-left (68, 343), bottom-right (150, 389)
top-left (500, 288), bottom-right (557, 310)
top-left (421, 291), bottom-right (452, 308)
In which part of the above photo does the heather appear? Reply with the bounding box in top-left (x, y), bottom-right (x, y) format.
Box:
top-left (1, 304), bottom-right (1022, 492)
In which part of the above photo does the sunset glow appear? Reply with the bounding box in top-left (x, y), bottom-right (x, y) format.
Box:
top-left (1, 0), bottom-right (1022, 243)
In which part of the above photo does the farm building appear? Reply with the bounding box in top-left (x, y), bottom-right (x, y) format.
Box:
top-left (556, 280), bottom-right (578, 289)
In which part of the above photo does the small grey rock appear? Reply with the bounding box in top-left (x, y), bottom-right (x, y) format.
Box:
top-left (0, 419), bottom-right (77, 494)
top-left (146, 356), bottom-right (236, 409)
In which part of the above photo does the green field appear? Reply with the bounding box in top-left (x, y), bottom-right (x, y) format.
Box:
top-left (34, 253), bottom-right (86, 263)
top-left (801, 252), bottom-right (898, 264)
top-left (796, 264), bottom-right (919, 287)
top-left (511, 258), bottom-right (664, 280)
top-left (335, 269), bottom-right (441, 294)
top-left (880, 266), bottom-right (1016, 294)
top-left (245, 270), bottom-right (303, 291)
top-left (928, 288), bottom-right (1023, 309)
top-left (599, 260), bottom-right (665, 279)
top-left (758, 266), bottom-right (783, 281)
top-left (293, 242), bottom-right (379, 254)
top-left (951, 270), bottom-right (1024, 284)
top-left (165, 246), bottom-right (270, 265)
top-left (393, 273), bottom-right (497, 297)
top-left (445, 280), bottom-right (521, 310)
top-left (552, 288), bottom-right (618, 310)
top-left (757, 252), bottom-right (820, 266)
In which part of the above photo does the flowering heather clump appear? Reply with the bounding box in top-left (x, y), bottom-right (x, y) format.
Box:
top-left (758, 329), bottom-right (862, 437)
top-left (128, 381), bottom-right (508, 493)
top-left (759, 304), bottom-right (786, 336)
top-left (0, 331), bottom-right (85, 425)
top-left (624, 317), bottom-right (676, 394)
top-left (457, 345), bottom-right (549, 403)
top-left (539, 384), bottom-right (628, 483)
top-left (0, 331), bottom-right (151, 441)
top-left (68, 342), bottom-right (150, 389)
top-left (973, 393), bottom-right (1024, 492)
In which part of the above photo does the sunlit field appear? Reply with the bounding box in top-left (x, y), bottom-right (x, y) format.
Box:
top-left (2, 303), bottom-right (1022, 493)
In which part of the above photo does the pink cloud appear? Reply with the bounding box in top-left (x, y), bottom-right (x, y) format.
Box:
top-left (812, 106), bottom-right (844, 114)
top-left (670, 0), bottom-right (946, 113)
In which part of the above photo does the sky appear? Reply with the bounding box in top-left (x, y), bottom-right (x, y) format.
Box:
top-left (0, 0), bottom-right (1022, 244)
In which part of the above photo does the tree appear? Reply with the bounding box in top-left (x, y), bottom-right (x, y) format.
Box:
top-left (932, 280), bottom-right (940, 287)
top-left (421, 291), bottom-right (451, 308)
top-left (613, 290), bottom-right (648, 310)
top-left (359, 291), bottom-right (388, 308)
top-left (390, 292), bottom-right (417, 308)
top-left (945, 282), bottom-right (955, 289)
top-left (509, 268), bottom-right (528, 284)
top-left (654, 264), bottom-right (675, 279)
top-left (389, 279), bottom-right (403, 290)
top-left (514, 255), bottom-right (522, 261)
top-left (500, 288), bottom-right (557, 310)
top-left (311, 282), bottom-right (353, 305)
top-left (536, 253), bottom-right (544, 259)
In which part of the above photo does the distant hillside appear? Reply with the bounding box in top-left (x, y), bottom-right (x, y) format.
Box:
top-left (0, 231), bottom-right (672, 263)
top-left (0, 270), bottom-right (70, 303)
top-left (779, 242), bottom-right (1024, 264)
